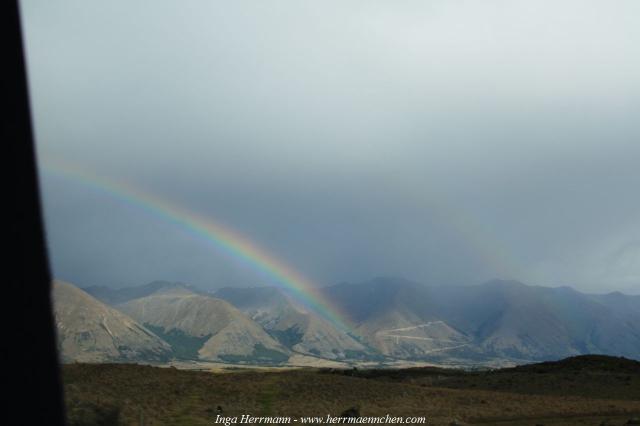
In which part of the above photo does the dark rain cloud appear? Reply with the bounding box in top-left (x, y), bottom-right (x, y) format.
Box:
top-left (22, 0), bottom-right (640, 293)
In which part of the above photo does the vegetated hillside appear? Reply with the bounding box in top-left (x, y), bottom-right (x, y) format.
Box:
top-left (328, 355), bottom-right (640, 402)
top-left (322, 277), bottom-right (640, 362)
top-left (117, 286), bottom-right (290, 363)
top-left (52, 280), bottom-right (171, 363)
top-left (511, 354), bottom-right (640, 373)
top-left (215, 286), bottom-right (373, 360)
top-left (62, 355), bottom-right (640, 426)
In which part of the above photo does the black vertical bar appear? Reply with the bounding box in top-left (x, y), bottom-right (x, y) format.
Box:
top-left (2, 1), bottom-right (66, 424)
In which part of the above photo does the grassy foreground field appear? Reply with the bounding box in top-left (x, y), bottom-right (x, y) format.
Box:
top-left (62, 356), bottom-right (640, 426)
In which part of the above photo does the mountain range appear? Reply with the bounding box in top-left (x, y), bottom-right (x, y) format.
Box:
top-left (53, 277), bottom-right (640, 366)
top-left (324, 277), bottom-right (640, 363)
top-left (53, 280), bottom-right (171, 363)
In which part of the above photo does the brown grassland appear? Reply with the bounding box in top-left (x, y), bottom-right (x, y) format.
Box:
top-left (62, 355), bottom-right (640, 426)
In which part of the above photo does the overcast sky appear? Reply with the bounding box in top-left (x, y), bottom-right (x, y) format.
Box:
top-left (21, 1), bottom-right (640, 294)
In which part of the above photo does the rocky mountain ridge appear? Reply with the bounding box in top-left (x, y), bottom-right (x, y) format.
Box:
top-left (53, 277), bottom-right (640, 365)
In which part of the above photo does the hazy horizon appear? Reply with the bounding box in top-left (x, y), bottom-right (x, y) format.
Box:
top-left (21, 1), bottom-right (640, 295)
top-left (69, 276), bottom-right (639, 297)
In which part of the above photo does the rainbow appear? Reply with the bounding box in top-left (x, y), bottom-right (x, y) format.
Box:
top-left (41, 159), bottom-right (351, 331)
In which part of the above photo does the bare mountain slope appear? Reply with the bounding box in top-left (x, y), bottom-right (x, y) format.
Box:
top-left (52, 280), bottom-right (172, 363)
top-left (324, 278), bottom-right (640, 362)
top-left (215, 286), bottom-right (371, 360)
top-left (63, 277), bottom-right (640, 365)
top-left (323, 278), bottom-right (472, 360)
top-left (117, 287), bottom-right (290, 363)
top-left (431, 280), bottom-right (640, 361)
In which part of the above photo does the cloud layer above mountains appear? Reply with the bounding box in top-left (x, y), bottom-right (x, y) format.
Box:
top-left (22, 1), bottom-right (640, 293)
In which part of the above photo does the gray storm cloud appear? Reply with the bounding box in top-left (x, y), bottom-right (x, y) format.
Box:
top-left (21, 0), bottom-right (640, 293)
